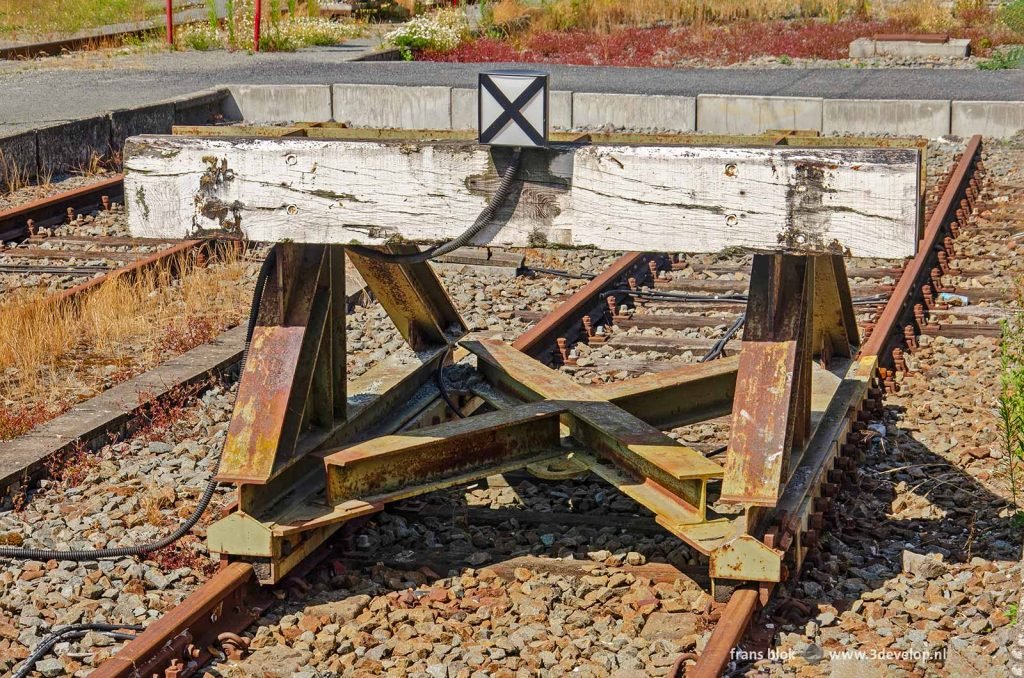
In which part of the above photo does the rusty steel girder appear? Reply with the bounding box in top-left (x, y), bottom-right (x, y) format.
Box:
top-left (207, 243), bottom-right (468, 584)
top-left (209, 244), bottom-right (869, 594)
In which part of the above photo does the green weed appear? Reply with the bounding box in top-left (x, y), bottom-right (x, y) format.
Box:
top-left (978, 45), bottom-right (1024, 69)
top-left (998, 313), bottom-right (1024, 530)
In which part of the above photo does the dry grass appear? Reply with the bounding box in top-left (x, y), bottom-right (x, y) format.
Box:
top-left (0, 149), bottom-right (33, 196)
top-left (527, 0), bottom-right (867, 33)
top-left (0, 0), bottom-right (157, 37)
top-left (483, 0), bottom-right (1006, 39)
top-left (0, 244), bottom-right (253, 439)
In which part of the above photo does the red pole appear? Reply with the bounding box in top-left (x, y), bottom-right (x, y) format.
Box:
top-left (166, 0), bottom-right (174, 46)
top-left (253, 0), bottom-right (261, 52)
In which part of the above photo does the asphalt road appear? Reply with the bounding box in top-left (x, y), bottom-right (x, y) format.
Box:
top-left (3, 47), bottom-right (1024, 133)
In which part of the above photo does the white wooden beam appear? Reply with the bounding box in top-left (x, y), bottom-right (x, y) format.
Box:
top-left (124, 135), bottom-right (920, 257)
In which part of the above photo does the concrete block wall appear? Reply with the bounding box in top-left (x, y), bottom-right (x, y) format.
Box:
top-left (334, 84), bottom-right (452, 129)
top-left (0, 88), bottom-right (232, 184)
top-left (698, 94), bottom-right (823, 134)
top-left (227, 84), bottom-right (333, 123)
top-left (0, 131), bottom-right (37, 183)
top-left (221, 83), bottom-right (1024, 139)
top-left (822, 99), bottom-right (951, 137)
top-left (37, 116), bottom-right (112, 174)
top-left (572, 93), bottom-right (695, 131)
top-left (952, 101), bottom-right (1024, 138)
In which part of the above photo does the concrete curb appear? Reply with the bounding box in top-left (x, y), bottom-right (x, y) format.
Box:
top-left (219, 83), bottom-right (1024, 139)
top-left (0, 88), bottom-right (233, 184)
top-left (4, 84), bottom-right (1024, 188)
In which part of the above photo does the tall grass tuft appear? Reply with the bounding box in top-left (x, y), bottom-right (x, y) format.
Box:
top-left (998, 312), bottom-right (1024, 528)
top-left (0, 245), bottom-right (252, 439)
top-left (206, 0), bottom-right (219, 29)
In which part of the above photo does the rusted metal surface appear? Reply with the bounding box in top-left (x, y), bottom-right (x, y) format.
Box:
top-left (721, 255), bottom-right (812, 507)
top-left (325, 402), bottom-right (565, 504)
top-left (0, 175), bottom-right (124, 241)
top-left (91, 562), bottom-right (272, 678)
top-left (568, 401), bottom-right (720, 518)
top-left (873, 32), bottom-right (948, 42)
top-left (861, 135), bottom-right (982, 363)
top-left (513, 251), bottom-right (654, 362)
top-left (688, 588), bottom-right (759, 678)
top-left (348, 244), bottom-right (466, 351)
top-left (595, 357), bottom-right (739, 429)
top-left (219, 245), bottom-right (332, 484)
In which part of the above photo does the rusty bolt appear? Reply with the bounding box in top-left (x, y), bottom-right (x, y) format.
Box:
top-left (813, 495), bottom-right (832, 513)
top-left (930, 267), bottom-right (944, 293)
top-left (66, 207), bottom-right (75, 223)
top-left (166, 659), bottom-right (185, 678)
top-left (582, 315), bottom-right (593, 338)
top-left (936, 250), bottom-right (949, 275)
top-left (556, 337), bottom-right (569, 363)
top-left (913, 303), bottom-right (926, 330)
top-left (904, 325), bottom-right (917, 351)
top-left (26, 219), bottom-right (36, 236)
top-left (606, 295), bottom-right (617, 320)
top-left (893, 347), bottom-right (906, 372)
top-left (943, 235), bottom-right (955, 257)
top-left (950, 219), bottom-right (961, 238)
top-left (627, 276), bottom-right (638, 292)
top-left (648, 259), bottom-right (658, 280)
top-left (101, 195), bottom-right (110, 211)
top-left (922, 284), bottom-right (935, 310)
top-left (218, 632), bottom-right (249, 661)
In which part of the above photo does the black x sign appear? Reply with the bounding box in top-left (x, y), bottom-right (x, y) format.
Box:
top-left (479, 73), bottom-right (548, 147)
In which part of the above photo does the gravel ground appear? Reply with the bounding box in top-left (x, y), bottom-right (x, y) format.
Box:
top-left (2, 138), bottom-right (1022, 677)
top-left (0, 173), bottom-right (119, 212)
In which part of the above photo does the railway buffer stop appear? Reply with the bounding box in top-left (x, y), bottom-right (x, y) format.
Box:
top-left (121, 72), bottom-right (921, 616)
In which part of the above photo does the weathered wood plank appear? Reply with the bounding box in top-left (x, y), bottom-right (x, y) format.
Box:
top-left (124, 135), bottom-right (920, 257)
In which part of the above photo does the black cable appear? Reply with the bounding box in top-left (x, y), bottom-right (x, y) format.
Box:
top-left (14, 623), bottom-right (145, 678)
top-left (700, 313), bottom-right (746, 362)
top-left (348, 148), bottom-right (523, 264)
top-left (0, 247), bottom-right (277, 563)
top-left (527, 266), bottom-right (597, 280)
top-left (436, 344), bottom-right (466, 420)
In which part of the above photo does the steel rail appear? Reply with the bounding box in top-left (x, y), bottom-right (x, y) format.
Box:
top-left (89, 562), bottom-right (271, 678)
top-left (685, 136), bottom-right (986, 678)
top-left (0, 174), bottom-right (124, 242)
top-left (860, 135), bottom-right (982, 363)
top-left (513, 251), bottom-right (659, 362)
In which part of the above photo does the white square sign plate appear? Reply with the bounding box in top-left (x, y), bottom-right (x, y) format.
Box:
top-left (478, 71), bottom-right (548, 147)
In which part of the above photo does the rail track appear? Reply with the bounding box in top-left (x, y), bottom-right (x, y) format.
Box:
top-left (6, 133), bottom-right (1020, 676)
top-left (0, 174), bottom-right (225, 303)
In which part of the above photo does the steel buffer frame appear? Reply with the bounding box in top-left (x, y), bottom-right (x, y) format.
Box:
top-left (206, 244), bottom-right (867, 597)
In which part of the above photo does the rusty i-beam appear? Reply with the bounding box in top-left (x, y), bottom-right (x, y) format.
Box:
top-left (122, 131), bottom-right (920, 608)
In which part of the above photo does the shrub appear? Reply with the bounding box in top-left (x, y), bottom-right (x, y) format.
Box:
top-left (979, 45), bottom-right (1024, 70)
top-left (384, 9), bottom-right (468, 58)
top-left (179, 22), bottom-right (222, 50)
top-left (1003, 0), bottom-right (1024, 34)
